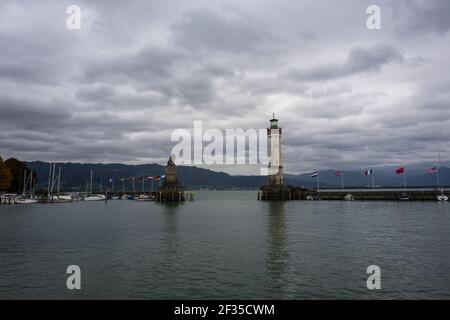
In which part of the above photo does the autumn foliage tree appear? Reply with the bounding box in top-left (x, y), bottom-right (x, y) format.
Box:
top-left (0, 156), bottom-right (13, 191)
top-left (4, 158), bottom-right (38, 193)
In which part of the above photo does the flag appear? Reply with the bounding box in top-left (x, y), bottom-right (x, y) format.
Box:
top-left (120, 178), bottom-right (124, 181)
top-left (396, 167), bottom-right (405, 174)
top-left (364, 169), bottom-right (373, 176)
top-left (109, 178), bottom-right (113, 183)
top-left (310, 171), bottom-right (319, 177)
top-left (335, 170), bottom-right (342, 177)
top-left (147, 176), bottom-right (153, 180)
top-left (131, 177), bottom-right (135, 181)
top-left (154, 176), bottom-right (161, 181)
top-left (161, 175), bottom-right (166, 179)
top-left (426, 167), bottom-right (438, 174)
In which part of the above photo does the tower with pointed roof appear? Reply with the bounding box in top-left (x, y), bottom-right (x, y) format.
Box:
top-left (164, 155), bottom-right (178, 185)
top-left (158, 155), bottom-right (185, 202)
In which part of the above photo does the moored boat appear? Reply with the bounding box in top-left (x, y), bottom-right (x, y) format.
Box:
top-left (136, 194), bottom-right (154, 201)
top-left (15, 197), bottom-right (39, 204)
top-left (399, 192), bottom-right (410, 201)
top-left (435, 154), bottom-right (448, 202)
top-left (49, 194), bottom-right (73, 203)
top-left (343, 194), bottom-right (354, 201)
top-left (84, 194), bottom-right (106, 201)
top-left (15, 169), bottom-right (37, 204)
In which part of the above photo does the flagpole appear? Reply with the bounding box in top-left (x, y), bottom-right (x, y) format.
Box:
top-left (438, 154), bottom-right (442, 193)
top-left (341, 171), bottom-right (344, 191)
top-left (317, 174), bottom-right (320, 192)
top-left (403, 169), bottom-right (406, 190)
top-left (372, 171), bottom-right (375, 190)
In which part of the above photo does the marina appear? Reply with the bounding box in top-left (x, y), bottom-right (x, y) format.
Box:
top-left (2, 0), bottom-right (450, 306)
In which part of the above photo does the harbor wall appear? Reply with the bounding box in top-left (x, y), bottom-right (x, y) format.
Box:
top-left (259, 187), bottom-right (448, 201)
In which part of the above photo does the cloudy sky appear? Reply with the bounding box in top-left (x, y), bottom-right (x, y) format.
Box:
top-left (1, 0), bottom-right (449, 174)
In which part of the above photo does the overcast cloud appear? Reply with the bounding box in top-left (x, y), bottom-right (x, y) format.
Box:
top-left (1, 0), bottom-right (450, 174)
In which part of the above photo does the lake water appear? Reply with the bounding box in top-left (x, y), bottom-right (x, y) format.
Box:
top-left (1, 191), bottom-right (450, 299)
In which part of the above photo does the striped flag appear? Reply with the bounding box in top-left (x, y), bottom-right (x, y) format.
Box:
top-left (426, 167), bottom-right (438, 174)
top-left (310, 171), bottom-right (319, 177)
top-left (335, 170), bottom-right (342, 177)
top-left (364, 169), bottom-right (373, 176)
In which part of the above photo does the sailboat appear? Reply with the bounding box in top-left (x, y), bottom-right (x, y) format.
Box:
top-left (15, 169), bottom-right (38, 204)
top-left (47, 164), bottom-right (73, 203)
top-left (436, 155), bottom-right (448, 202)
top-left (84, 169), bottom-right (106, 201)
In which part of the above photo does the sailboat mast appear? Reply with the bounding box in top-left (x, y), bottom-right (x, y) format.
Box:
top-left (51, 162), bottom-right (56, 198)
top-left (90, 169), bottom-right (93, 195)
top-left (47, 163), bottom-right (52, 196)
top-left (57, 167), bottom-right (61, 195)
top-left (32, 173), bottom-right (35, 198)
top-left (30, 170), bottom-right (33, 198)
top-left (438, 154), bottom-right (444, 195)
top-left (23, 169), bottom-right (27, 195)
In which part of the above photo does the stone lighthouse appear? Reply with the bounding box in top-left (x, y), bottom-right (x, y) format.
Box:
top-left (267, 113), bottom-right (284, 185)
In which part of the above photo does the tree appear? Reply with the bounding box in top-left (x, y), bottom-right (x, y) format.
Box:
top-left (4, 158), bottom-right (38, 193)
top-left (0, 156), bottom-right (13, 191)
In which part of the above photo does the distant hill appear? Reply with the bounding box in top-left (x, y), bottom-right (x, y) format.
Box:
top-left (26, 161), bottom-right (450, 191)
top-left (26, 161), bottom-right (267, 191)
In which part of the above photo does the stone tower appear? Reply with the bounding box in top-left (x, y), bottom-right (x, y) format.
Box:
top-left (164, 155), bottom-right (178, 185)
top-left (158, 155), bottom-right (185, 202)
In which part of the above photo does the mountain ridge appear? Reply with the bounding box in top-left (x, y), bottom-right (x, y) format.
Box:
top-left (25, 161), bottom-right (450, 191)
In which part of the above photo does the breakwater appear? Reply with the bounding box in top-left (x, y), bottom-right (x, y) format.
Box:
top-left (259, 187), bottom-right (449, 201)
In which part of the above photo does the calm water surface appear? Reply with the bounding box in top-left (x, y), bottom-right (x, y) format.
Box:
top-left (1, 191), bottom-right (450, 299)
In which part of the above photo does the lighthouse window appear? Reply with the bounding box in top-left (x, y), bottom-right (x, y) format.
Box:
top-left (270, 119), bottom-right (278, 128)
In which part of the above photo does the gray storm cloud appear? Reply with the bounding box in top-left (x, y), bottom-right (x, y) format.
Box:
top-left (0, 0), bottom-right (449, 173)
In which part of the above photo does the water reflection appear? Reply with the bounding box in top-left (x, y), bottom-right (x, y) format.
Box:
top-left (160, 204), bottom-right (182, 270)
top-left (265, 201), bottom-right (289, 296)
